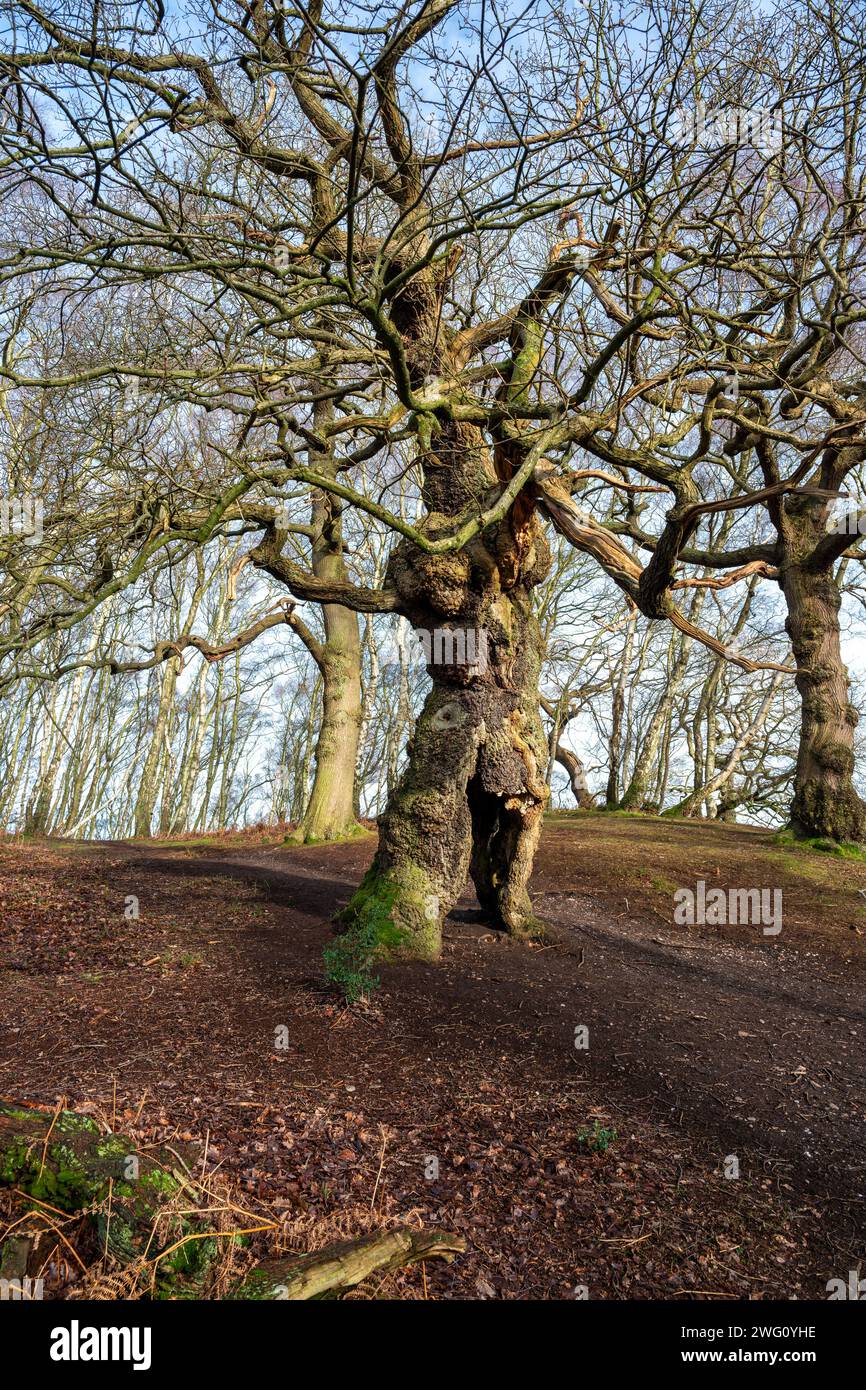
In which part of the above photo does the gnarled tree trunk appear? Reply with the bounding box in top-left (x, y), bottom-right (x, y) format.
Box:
top-left (338, 424), bottom-right (552, 959)
top-left (330, 209), bottom-right (573, 961)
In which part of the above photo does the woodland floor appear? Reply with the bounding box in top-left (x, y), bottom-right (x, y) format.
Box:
top-left (2, 813), bottom-right (866, 1300)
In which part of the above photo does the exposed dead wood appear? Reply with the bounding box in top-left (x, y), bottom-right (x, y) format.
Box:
top-left (232, 1227), bottom-right (466, 1300)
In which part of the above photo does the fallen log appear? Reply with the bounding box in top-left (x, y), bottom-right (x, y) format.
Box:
top-left (232, 1227), bottom-right (465, 1300)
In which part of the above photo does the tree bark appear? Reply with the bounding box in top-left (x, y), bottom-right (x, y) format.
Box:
top-left (666, 673), bottom-right (783, 818)
top-left (555, 744), bottom-right (596, 808)
top-left (289, 597), bottom-right (364, 843)
top-left (132, 656), bottom-right (180, 838)
top-left (780, 560), bottom-right (866, 841)
top-left (335, 231), bottom-right (560, 959)
top-left (23, 681), bottom-right (59, 835)
top-left (605, 610), bottom-right (637, 806)
top-left (619, 630), bottom-right (688, 810)
top-left (287, 394), bottom-right (364, 845)
top-left (24, 605), bottom-right (111, 834)
top-left (338, 432), bottom-right (553, 959)
top-left (619, 589), bottom-right (706, 811)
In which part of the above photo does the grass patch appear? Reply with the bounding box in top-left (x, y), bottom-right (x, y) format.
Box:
top-left (771, 829), bottom-right (866, 862)
top-left (324, 880), bottom-right (409, 1003)
top-left (650, 874), bottom-right (679, 895)
top-left (323, 927), bottom-right (381, 1004)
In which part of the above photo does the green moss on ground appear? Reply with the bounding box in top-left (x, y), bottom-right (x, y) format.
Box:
top-left (772, 828), bottom-right (866, 861)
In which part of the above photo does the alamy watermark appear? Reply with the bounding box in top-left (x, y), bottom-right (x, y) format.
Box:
top-left (824, 500), bottom-right (866, 536)
top-left (381, 623), bottom-right (489, 674)
top-left (0, 1276), bottom-right (43, 1300)
top-left (50, 1321), bottom-right (152, 1370)
top-left (673, 879), bottom-right (782, 935)
top-left (827, 1271), bottom-right (866, 1299)
top-left (0, 494), bottom-right (43, 545)
top-left (672, 103), bottom-right (805, 155)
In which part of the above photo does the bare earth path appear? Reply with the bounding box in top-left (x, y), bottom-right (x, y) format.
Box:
top-left (2, 815), bottom-right (865, 1299)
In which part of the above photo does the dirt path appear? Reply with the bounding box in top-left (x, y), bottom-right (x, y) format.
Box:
top-left (2, 818), bottom-right (865, 1298)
